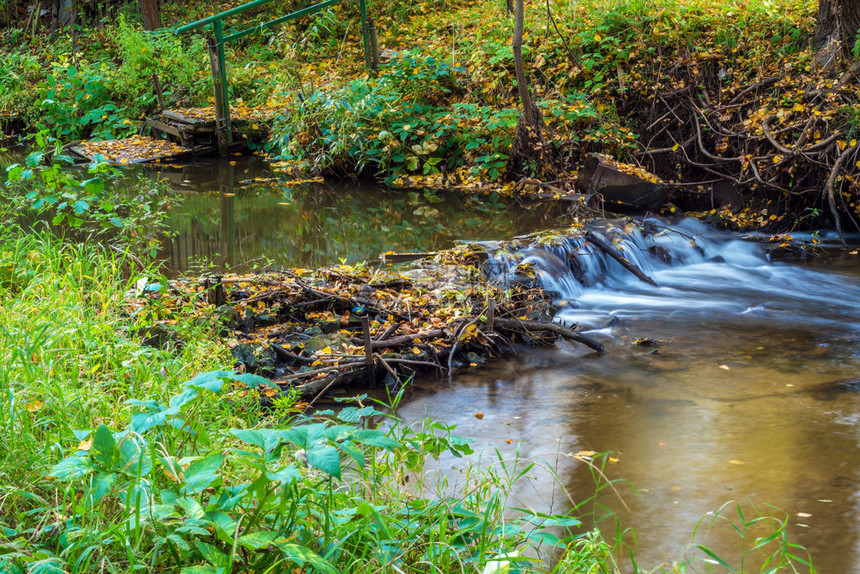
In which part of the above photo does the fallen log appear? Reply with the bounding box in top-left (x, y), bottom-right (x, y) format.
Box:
top-left (492, 318), bottom-right (604, 353)
top-left (585, 230), bottom-right (658, 287)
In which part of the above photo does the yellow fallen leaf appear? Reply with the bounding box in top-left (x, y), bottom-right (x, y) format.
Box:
top-left (728, 459), bottom-right (744, 465)
top-left (412, 346), bottom-right (422, 354)
top-left (575, 450), bottom-right (596, 457)
top-left (77, 439), bottom-right (93, 451)
top-left (719, 364), bottom-right (731, 370)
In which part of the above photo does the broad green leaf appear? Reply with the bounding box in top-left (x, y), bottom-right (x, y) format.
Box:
top-left (179, 566), bottom-right (218, 574)
top-left (72, 200), bottom-right (89, 214)
top-left (88, 472), bottom-right (117, 506)
top-left (306, 445), bottom-right (341, 478)
top-left (230, 429), bottom-right (266, 450)
top-left (192, 541), bottom-right (228, 568)
top-left (277, 543), bottom-right (337, 574)
top-left (90, 424), bottom-right (120, 469)
top-left (229, 372), bottom-right (272, 389)
top-left (48, 456), bottom-right (90, 481)
top-left (181, 453), bottom-right (223, 494)
top-left (238, 530), bottom-right (281, 550)
top-left (27, 558), bottom-right (66, 574)
top-left (352, 430), bottom-right (401, 450)
top-left (267, 464), bottom-right (300, 485)
top-left (177, 497), bottom-right (205, 520)
top-left (337, 441), bottom-right (365, 467)
top-left (337, 405), bottom-right (379, 423)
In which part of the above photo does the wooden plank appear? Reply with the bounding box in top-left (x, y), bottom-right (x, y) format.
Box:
top-left (146, 117), bottom-right (181, 138)
top-left (162, 110), bottom-right (214, 127)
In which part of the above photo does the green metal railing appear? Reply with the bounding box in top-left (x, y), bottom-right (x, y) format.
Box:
top-left (175, 0), bottom-right (373, 154)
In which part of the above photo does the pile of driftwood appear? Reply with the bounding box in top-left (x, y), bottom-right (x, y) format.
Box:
top-left (180, 257), bottom-right (603, 400)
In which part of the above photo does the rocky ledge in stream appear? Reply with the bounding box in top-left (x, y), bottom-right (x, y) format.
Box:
top-left (131, 244), bottom-right (604, 402)
top-left (131, 216), bottom-right (827, 402)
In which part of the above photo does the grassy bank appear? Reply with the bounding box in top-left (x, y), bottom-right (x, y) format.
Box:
top-left (0, 207), bottom-right (626, 572)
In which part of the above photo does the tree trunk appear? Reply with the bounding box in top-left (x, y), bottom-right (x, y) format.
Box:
top-left (139, 0), bottom-right (161, 30)
top-left (512, 0), bottom-right (541, 136)
top-left (815, 0), bottom-right (860, 61)
top-left (511, 0), bottom-right (552, 177)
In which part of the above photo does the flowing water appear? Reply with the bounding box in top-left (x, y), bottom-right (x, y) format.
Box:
top-left (8, 149), bottom-right (860, 571)
top-left (396, 218), bottom-right (860, 572)
top-left (155, 160), bottom-right (860, 571)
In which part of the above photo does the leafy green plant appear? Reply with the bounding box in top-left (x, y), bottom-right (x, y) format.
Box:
top-left (3, 135), bottom-right (175, 257)
top-left (1, 367), bottom-right (606, 573)
top-left (683, 501), bottom-right (817, 573)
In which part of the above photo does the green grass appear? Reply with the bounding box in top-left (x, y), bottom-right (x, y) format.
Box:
top-left (0, 219), bottom-right (622, 572)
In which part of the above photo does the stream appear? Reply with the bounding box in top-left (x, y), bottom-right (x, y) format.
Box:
top-left (151, 158), bottom-right (860, 572)
top-left (6, 149), bottom-right (859, 571)
top-left (397, 219), bottom-right (860, 572)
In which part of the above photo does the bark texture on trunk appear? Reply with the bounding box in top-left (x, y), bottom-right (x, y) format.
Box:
top-left (139, 0), bottom-right (161, 30)
top-left (510, 0), bottom-right (552, 177)
top-left (815, 0), bottom-right (860, 59)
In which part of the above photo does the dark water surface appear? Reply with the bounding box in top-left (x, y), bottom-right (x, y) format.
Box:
top-left (148, 155), bottom-right (567, 273)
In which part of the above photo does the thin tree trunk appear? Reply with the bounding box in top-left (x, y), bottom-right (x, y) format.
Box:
top-left (512, 0), bottom-right (541, 134)
top-left (510, 0), bottom-right (551, 177)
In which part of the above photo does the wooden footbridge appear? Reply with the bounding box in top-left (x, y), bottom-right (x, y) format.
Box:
top-left (70, 0), bottom-right (378, 164)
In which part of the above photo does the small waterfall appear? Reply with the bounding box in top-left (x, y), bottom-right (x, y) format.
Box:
top-left (484, 217), bottom-right (860, 334)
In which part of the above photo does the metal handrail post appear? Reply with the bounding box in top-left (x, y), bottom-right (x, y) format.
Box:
top-left (208, 20), bottom-right (233, 155)
top-left (359, 0), bottom-right (372, 70)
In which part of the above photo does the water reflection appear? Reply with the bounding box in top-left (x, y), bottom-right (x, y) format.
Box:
top-left (396, 233), bottom-right (860, 573)
top-left (147, 155), bottom-right (568, 273)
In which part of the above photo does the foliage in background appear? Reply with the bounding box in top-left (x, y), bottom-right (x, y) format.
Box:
top-left (0, 15), bottom-right (209, 141)
top-left (2, 131), bottom-right (174, 257)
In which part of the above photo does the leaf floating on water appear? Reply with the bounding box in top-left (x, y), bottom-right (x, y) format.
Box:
top-left (574, 450), bottom-right (596, 457)
top-left (728, 459), bottom-right (744, 465)
top-left (797, 512), bottom-right (812, 518)
top-left (473, 412), bottom-right (484, 420)
top-left (718, 364), bottom-right (731, 370)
